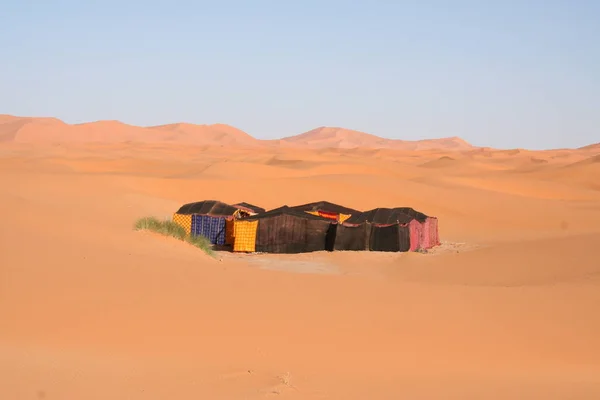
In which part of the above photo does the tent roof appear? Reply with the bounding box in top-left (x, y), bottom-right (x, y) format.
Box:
top-left (389, 207), bottom-right (429, 223)
top-left (288, 201), bottom-right (360, 215)
top-left (232, 202), bottom-right (266, 214)
top-left (176, 200), bottom-right (240, 216)
top-left (245, 205), bottom-right (334, 222)
top-left (344, 207), bottom-right (429, 225)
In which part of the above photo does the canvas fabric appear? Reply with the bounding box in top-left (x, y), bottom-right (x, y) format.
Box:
top-left (317, 210), bottom-right (338, 220)
top-left (191, 215), bottom-right (226, 245)
top-left (225, 219), bottom-right (235, 245)
top-left (338, 213), bottom-right (352, 223)
top-left (369, 223), bottom-right (411, 252)
top-left (172, 213), bottom-right (192, 235)
top-left (254, 214), bottom-right (333, 254)
top-left (369, 224), bottom-right (400, 252)
top-left (333, 222), bottom-right (371, 251)
top-left (408, 219), bottom-right (423, 251)
top-left (233, 220), bottom-right (258, 252)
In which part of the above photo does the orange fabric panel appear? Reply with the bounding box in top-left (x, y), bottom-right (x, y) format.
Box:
top-left (172, 213), bottom-right (192, 235)
top-left (233, 220), bottom-right (258, 252)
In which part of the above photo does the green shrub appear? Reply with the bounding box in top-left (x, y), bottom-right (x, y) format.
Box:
top-left (184, 234), bottom-right (215, 256)
top-left (134, 216), bottom-right (214, 256)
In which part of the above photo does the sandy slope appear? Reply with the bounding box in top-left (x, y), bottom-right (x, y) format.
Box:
top-left (1, 125), bottom-right (600, 399)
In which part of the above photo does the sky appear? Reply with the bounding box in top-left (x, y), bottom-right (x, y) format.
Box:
top-left (0, 0), bottom-right (598, 150)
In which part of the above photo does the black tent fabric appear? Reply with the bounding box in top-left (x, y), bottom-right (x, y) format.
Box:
top-left (392, 207), bottom-right (429, 223)
top-left (245, 206), bottom-right (335, 253)
top-left (288, 201), bottom-right (360, 215)
top-left (333, 222), bottom-right (371, 251)
top-left (369, 224), bottom-right (411, 252)
top-left (176, 200), bottom-right (239, 216)
top-left (369, 224), bottom-right (400, 252)
top-left (232, 202), bottom-right (266, 214)
top-left (345, 208), bottom-right (416, 225)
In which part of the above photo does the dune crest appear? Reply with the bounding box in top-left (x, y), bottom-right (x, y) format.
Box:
top-left (2, 115), bottom-right (598, 153)
top-left (578, 142), bottom-right (600, 150)
top-left (0, 115), bottom-right (262, 146)
top-left (0, 115), bottom-right (476, 150)
top-left (279, 126), bottom-right (474, 151)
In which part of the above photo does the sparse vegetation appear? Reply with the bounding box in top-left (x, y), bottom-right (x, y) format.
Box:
top-left (134, 216), bottom-right (215, 256)
top-left (183, 232), bottom-right (215, 256)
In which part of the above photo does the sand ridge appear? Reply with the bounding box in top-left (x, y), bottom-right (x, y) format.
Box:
top-left (1, 114), bottom-right (477, 150)
top-left (1, 117), bottom-right (600, 399)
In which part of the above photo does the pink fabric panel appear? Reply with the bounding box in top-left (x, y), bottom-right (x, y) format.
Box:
top-left (430, 217), bottom-right (440, 246)
top-left (421, 219), bottom-right (431, 249)
top-left (408, 219), bottom-right (422, 251)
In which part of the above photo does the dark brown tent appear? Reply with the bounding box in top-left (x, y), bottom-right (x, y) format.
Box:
top-left (244, 206), bottom-right (335, 253)
top-left (344, 207), bottom-right (415, 225)
top-left (345, 207), bottom-right (439, 250)
top-left (176, 200), bottom-right (239, 216)
top-left (391, 207), bottom-right (429, 223)
top-left (289, 201), bottom-right (360, 215)
top-left (369, 223), bottom-right (411, 252)
top-left (332, 222), bottom-right (372, 251)
top-left (344, 208), bottom-right (415, 252)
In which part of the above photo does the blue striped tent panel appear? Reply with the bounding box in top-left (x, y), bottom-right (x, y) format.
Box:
top-left (191, 214), bottom-right (204, 237)
top-left (209, 217), bottom-right (226, 245)
top-left (191, 215), bottom-right (226, 245)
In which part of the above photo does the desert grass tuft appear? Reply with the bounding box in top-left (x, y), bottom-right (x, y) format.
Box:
top-left (184, 233), bottom-right (215, 256)
top-left (134, 216), bottom-right (215, 256)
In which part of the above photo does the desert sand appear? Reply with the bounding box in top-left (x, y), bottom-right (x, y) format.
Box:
top-left (1, 115), bottom-right (600, 399)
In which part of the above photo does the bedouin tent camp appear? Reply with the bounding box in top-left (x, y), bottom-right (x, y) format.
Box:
top-left (171, 200), bottom-right (439, 254)
top-left (289, 201), bottom-right (359, 223)
top-left (241, 206), bottom-right (336, 254)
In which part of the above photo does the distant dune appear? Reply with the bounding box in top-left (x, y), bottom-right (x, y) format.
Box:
top-left (2, 115), bottom-right (598, 153)
top-left (419, 156), bottom-right (458, 168)
top-left (277, 126), bottom-right (474, 151)
top-left (0, 115), bottom-right (262, 147)
top-left (578, 142), bottom-right (600, 150)
top-left (564, 154), bottom-right (600, 168)
top-left (1, 115), bottom-right (474, 151)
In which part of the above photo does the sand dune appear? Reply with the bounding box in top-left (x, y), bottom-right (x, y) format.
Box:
top-left (278, 126), bottom-right (474, 150)
top-left (419, 155), bottom-right (459, 168)
top-left (1, 117), bottom-right (600, 399)
top-left (147, 122), bottom-right (259, 146)
top-left (1, 115), bottom-right (475, 151)
top-left (0, 115), bottom-right (263, 146)
top-left (578, 142), bottom-right (600, 150)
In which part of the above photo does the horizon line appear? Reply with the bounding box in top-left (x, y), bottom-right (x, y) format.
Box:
top-left (1, 113), bottom-right (597, 152)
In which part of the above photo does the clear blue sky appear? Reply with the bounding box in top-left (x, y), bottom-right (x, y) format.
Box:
top-left (1, 1), bottom-right (598, 149)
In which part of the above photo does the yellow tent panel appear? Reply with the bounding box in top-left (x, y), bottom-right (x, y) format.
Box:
top-left (338, 213), bottom-right (352, 223)
top-left (233, 220), bottom-right (258, 252)
top-left (172, 213), bottom-right (192, 235)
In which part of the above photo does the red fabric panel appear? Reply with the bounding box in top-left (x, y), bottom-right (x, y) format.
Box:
top-left (317, 210), bottom-right (338, 220)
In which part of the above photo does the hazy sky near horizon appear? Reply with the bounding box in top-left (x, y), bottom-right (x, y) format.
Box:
top-left (1, 1), bottom-right (598, 149)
